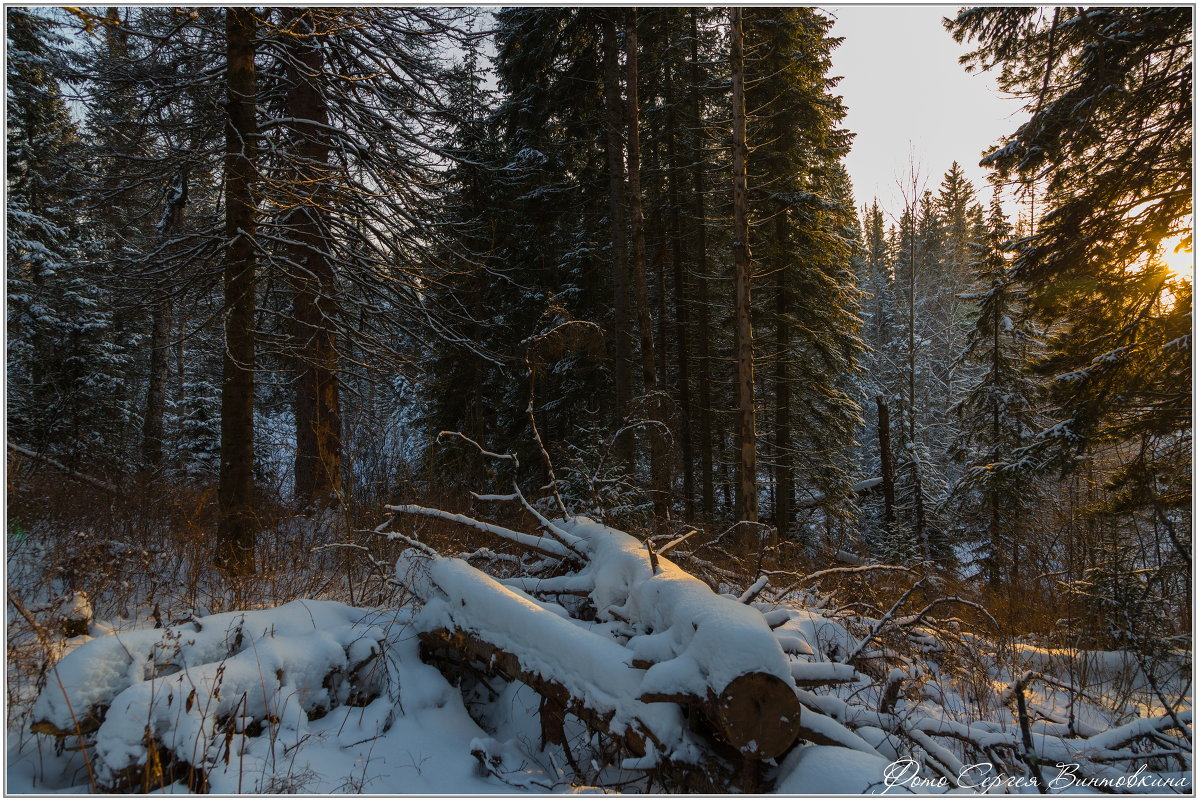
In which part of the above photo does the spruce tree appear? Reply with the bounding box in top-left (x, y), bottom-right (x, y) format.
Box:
top-left (951, 188), bottom-right (1041, 592)
top-left (7, 8), bottom-right (124, 468)
top-left (949, 7), bottom-right (1192, 534)
top-left (744, 8), bottom-right (862, 542)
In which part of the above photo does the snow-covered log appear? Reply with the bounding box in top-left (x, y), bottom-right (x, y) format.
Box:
top-left (393, 514), bottom-right (805, 761)
top-left (557, 517), bottom-right (802, 758)
top-left (29, 602), bottom-right (391, 792)
top-left (396, 551), bottom-right (691, 761)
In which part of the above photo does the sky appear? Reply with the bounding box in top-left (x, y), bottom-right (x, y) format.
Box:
top-left (824, 5), bottom-right (1029, 215)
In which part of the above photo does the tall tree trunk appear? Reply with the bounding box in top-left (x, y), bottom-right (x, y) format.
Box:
top-left (689, 9), bottom-right (715, 519)
top-left (285, 9), bottom-right (342, 509)
top-left (217, 6), bottom-right (258, 575)
top-left (731, 8), bottom-right (757, 528)
top-left (666, 49), bottom-right (695, 520)
top-left (990, 315), bottom-right (1003, 589)
top-left (773, 212), bottom-right (792, 537)
top-left (905, 203), bottom-right (928, 560)
top-left (143, 168), bottom-right (188, 472)
top-left (624, 8), bottom-right (669, 528)
top-left (654, 222), bottom-right (668, 388)
top-left (876, 395), bottom-right (896, 546)
top-left (601, 14), bottom-right (633, 467)
top-left (128, 9), bottom-right (175, 475)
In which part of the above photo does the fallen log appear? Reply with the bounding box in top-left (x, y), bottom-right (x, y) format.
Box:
top-left (636, 671), bottom-right (805, 760)
top-left (419, 627), bottom-right (653, 757)
top-left (557, 516), bottom-right (802, 759)
top-left (396, 551), bottom-right (690, 760)
top-left (789, 661), bottom-right (859, 688)
top-left (395, 514), bottom-right (804, 761)
top-left (28, 602), bottom-right (390, 791)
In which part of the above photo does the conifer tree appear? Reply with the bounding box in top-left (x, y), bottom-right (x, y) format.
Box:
top-left (730, 7), bottom-right (757, 530)
top-left (216, 6), bottom-right (259, 574)
top-left (744, 8), bottom-right (861, 541)
top-left (952, 188), bottom-right (1041, 590)
top-left (949, 7), bottom-right (1192, 536)
top-left (7, 8), bottom-right (124, 467)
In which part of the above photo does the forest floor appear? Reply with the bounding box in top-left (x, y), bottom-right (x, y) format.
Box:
top-left (4, 486), bottom-right (1193, 794)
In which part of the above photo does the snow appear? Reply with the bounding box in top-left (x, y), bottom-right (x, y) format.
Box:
top-left (31, 601), bottom-right (371, 733)
top-left (774, 744), bottom-right (902, 794)
top-left (92, 628), bottom-right (351, 790)
top-left (56, 591), bottom-right (92, 623)
top-left (397, 551), bottom-right (692, 757)
top-left (11, 515), bottom-right (1193, 794)
top-left (10, 603), bottom-right (514, 794)
top-left (789, 661), bottom-right (857, 684)
top-left (560, 516), bottom-right (794, 697)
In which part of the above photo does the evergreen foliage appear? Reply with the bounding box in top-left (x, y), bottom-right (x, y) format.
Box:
top-left (7, 8), bottom-right (125, 466)
top-left (3, 6), bottom-right (1189, 639)
top-left (949, 7), bottom-right (1192, 527)
top-left (744, 8), bottom-right (862, 540)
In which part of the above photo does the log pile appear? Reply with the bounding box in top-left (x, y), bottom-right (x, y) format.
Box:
top-left (24, 475), bottom-right (1189, 793)
top-left (387, 498), bottom-right (1193, 793)
top-left (387, 506), bottom-right (868, 790)
top-left (27, 601), bottom-right (390, 792)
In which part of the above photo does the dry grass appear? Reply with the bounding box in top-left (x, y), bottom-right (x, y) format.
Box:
top-left (5, 467), bottom-right (416, 733)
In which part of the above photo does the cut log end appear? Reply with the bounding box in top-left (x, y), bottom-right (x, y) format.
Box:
top-left (715, 672), bottom-right (802, 759)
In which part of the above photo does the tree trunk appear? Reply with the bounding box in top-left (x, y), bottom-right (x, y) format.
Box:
top-left (217, 6), bottom-right (258, 575)
top-left (601, 14), bottom-right (633, 467)
top-left (689, 10), bottom-right (715, 519)
top-left (990, 311), bottom-right (1003, 590)
top-left (905, 203), bottom-right (928, 561)
top-left (665, 51), bottom-right (695, 520)
top-left (876, 395), bottom-right (896, 547)
top-left (731, 8), bottom-right (757, 529)
top-left (142, 304), bottom-right (171, 470)
top-left (133, 14), bottom-right (178, 475)
top-left (773, 213), bottom-right (792, 538)
top-left (624, 8), bottom-right (669, 528)
top-left (285, 9), bottom-right (342, 509)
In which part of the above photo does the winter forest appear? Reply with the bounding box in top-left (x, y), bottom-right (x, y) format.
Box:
top-left (5, 5), bottom-right (1193, 795)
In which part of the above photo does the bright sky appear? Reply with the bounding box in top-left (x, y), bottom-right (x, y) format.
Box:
top-left (823, 5), bottom-right (1029, 214)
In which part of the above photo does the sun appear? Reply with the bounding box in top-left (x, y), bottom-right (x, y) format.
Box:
top-left (1158, 232), bottom-right (1193, 280)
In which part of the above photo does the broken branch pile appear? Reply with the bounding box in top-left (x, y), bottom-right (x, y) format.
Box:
top-left (387, 496), bottom-right (1193, 793)
top-left (388, 504), bottom-right (888, 786)
top-left (29, 601), bottom-right (391, 792)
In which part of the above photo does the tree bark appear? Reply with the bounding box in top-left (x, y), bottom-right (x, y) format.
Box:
top-left (665, 48), bottom-right (695, 520)
top-left (284, 9), bottom-right (342, 509)
top-left (689, 9), bottom-right (715, 519)
top-left (876, 395), bottom-right (896, 546)
top-left (131, 11), bottom-right (177, 475)
top-left (143, 168), bottom-right (188, 472)
top-left (731, 8), bottom-right (757, 528)
top-left (601, 14), bottom-right (633, 467)
top-left (624, 9), bottom-right (669, 528)
top-left (773, 213), bottom-right (792, 538)
top-left (217, 6), bottom-right (258, 575)
top-left (905, 202), bottom-right (928, 561)
top-left (990, 307), bottom-right (1003, 589)
top-left (142, 304), bottom-right (171, 470)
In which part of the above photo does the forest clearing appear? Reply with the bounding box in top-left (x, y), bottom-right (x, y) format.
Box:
top-left (5, 5), bottom-right (1192, 795)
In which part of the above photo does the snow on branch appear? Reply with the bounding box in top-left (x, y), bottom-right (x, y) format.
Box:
top-left (383, 504), bottom-right (579, 561)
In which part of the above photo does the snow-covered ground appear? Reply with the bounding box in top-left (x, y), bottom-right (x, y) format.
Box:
top-left (8, 585), bottom-right (1191, 794)
top-left (10, 602), bottom-right (516, 794)
top-left (6, 511), bottom-right (1191, 795)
